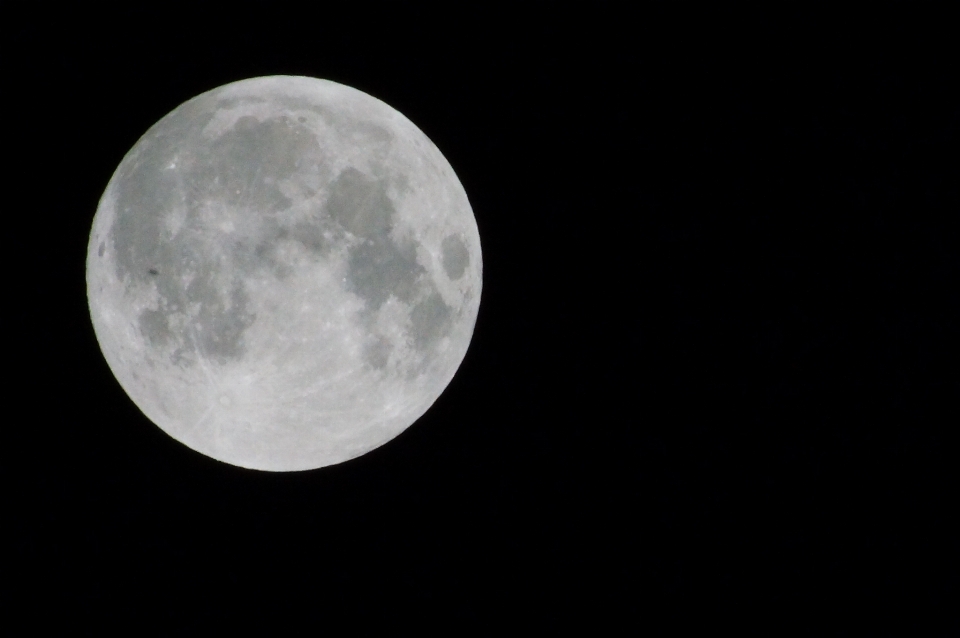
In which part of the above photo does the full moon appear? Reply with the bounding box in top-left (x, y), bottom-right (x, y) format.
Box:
top-left (86, 76), bottom-right (482, 471)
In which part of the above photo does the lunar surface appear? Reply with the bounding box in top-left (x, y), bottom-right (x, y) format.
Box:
top-left (86, 76), bottom-right (482, 471)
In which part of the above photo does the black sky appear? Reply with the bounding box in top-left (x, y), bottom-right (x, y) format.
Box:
top-left (8, 4), bottom-right (958, 634)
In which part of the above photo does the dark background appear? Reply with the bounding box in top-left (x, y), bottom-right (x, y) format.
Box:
top-left (8, 3), bottom-right (958, 633)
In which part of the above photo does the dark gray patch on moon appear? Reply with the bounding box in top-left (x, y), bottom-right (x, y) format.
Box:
top-left (323, 165), bottom-right (458, 360)
top-left (109, 92), bottom-right (460, 375)
top-left (409, 291), bottom-right (453, 351)
top-left (346, 237), bottom-right (423, 309)
top-left (109, 102), bottom-right (328, 367)
top-left (98, 242), bottom-right (105, 257)
top-left (195, 113), bottom-right (316, 212)
top-left (440, 234), bottom-right (469, 280)
top-left (276, 95), bottom-right (394, 151)
top-left (288, 220), bottom-right (329, 256)
top-left (184, 276), bottom-right (257, 364)
top-left (363, 336), bottom-right (393, 370)
top-left (326, 168), bottom-right (426, 311)
top-left (325, 167), bottom-right (393, 239)
top-left (138, 308), bottom-right (171, 346)
top-left (235, 217), bottom-right (331, 281)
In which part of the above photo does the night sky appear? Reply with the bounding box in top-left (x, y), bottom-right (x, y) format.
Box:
top-left (9, 4), bottom-right (957, 633)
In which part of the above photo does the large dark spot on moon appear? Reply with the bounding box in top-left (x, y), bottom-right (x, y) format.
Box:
top-left (362, 336), bottom-right (393, 370)
top-left (347, 239), bottom-right (423, 309)
top-left (138, 308), bottom-right (171, 346)
top-left (325, 167), bottom-right (393, 239)
top-left (409, 291), bottom-right (453, 351)
top-left (326, 167), bottom-right (425, 309)
top-left (196, 114), bottom-right (315, 212)
top-left (180, 272), bottom-right (257, 365)
top-left (109, 101), bottom-right (328, 366)
top-left (441, 234), bottom-right (469, 280)
top-left (109, 94), bottom-right (460, 372)
top-left (325, 166), bottom-right (457, 357)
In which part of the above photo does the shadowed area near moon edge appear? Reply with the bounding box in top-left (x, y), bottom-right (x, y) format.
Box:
top-left (108, 96), bottom-right (467, 373)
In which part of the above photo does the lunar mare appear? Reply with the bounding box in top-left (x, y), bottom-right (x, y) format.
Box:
top-left (86, 76), bottom-right (481, 471)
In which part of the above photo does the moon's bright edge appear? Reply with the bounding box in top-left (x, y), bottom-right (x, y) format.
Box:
top-left (86, 76), bottom-right (482, 471)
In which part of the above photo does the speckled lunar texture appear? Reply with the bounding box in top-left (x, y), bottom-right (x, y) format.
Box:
top-left (86, 76), bottom-right (482, 471)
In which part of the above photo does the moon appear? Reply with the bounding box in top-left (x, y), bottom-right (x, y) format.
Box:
top-left (86, 76), bottom-right (482, 471)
